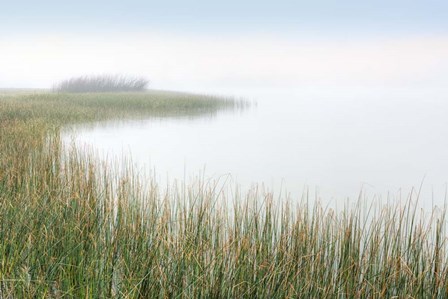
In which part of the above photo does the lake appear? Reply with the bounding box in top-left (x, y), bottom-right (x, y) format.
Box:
top-left (63, 87), bottom-right (448, 209)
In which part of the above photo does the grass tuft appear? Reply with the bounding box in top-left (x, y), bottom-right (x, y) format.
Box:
top-left (53, 75), bottom-right (149, 93)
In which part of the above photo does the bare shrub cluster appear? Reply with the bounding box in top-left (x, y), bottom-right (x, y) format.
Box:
top-left (53, 75), bottom-right (149, 93)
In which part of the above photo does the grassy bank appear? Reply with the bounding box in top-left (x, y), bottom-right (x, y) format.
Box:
top-left (1, 92), bottom-right (447, 298)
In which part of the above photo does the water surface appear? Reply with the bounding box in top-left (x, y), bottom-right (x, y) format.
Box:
top-left (63, 87), bottom-right (448, 208)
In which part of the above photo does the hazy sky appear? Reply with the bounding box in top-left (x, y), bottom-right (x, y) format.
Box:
top-left (2, 0), bottom-right (448, 34)
top-left (1, 0), bottom-right (447, 90)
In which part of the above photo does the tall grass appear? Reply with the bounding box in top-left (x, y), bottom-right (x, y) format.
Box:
top-left (1, 92), bottom-right (447, 297)
top-left (53, 75), bottom-right (149, 93)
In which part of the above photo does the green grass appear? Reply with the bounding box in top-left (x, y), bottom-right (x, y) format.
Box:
top-left (0, 91), bottom-right (234, 123)
top-left (0, 91), bottom-right (447, 298)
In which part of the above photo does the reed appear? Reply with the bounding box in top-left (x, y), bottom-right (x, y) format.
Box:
top-left (0, 92), bottom-right (447, 298)
top-left (53, 75), bottom-right (149, 93)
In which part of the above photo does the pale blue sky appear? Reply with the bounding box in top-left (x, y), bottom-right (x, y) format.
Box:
top-left (2, 0), bottom-right (447, 35)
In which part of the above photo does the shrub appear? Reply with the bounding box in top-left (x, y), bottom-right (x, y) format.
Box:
top-left (53, 75), bottom-right (149, 93)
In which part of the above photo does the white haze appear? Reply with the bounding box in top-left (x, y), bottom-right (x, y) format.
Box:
top-left (1, 32), bottom-right (448, 92)
top-left (3, 31), bottom-right (448, 204)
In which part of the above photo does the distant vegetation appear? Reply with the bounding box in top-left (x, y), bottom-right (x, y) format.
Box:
top-left (53, 75), bottom-right (149, 93)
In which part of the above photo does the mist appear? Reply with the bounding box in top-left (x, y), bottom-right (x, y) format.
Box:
top-left (1, 32), bottom-right (447, 92)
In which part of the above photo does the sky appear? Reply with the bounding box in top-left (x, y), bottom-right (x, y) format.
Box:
top-left (1, 0), bottom-right (447, 91)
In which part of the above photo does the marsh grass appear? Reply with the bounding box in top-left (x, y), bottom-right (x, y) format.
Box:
top-left (53, 75), bottom-right (149, 93)
top-left (1, 92), bottom-right (448, 297)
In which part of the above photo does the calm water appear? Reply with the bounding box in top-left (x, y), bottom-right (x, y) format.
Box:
top-left (63, 87), bottom-right (448, 208)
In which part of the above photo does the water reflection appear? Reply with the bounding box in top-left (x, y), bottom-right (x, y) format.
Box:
top-left (62, 87), bottom-right (448, 210)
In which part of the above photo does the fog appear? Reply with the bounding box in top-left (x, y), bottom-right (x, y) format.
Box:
top-left (64, 85), bottom-right (448, 208)
top-left (3, 31), bottom-right (448, 205)
top-left (1, 32), bottom-right (448, 92)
